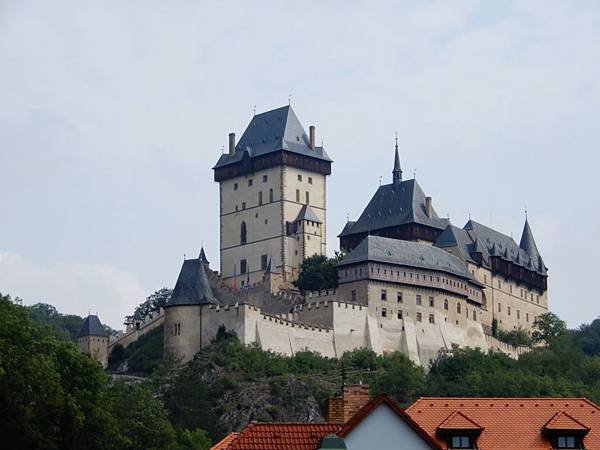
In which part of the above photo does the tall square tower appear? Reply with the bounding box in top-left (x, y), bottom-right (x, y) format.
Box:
top-left (213, 106), bottom-right (332, 288)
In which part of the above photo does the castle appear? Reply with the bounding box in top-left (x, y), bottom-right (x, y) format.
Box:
top-left (80, 104), bottom-right (549, 368)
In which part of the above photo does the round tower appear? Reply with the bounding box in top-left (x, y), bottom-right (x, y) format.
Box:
top-left (164, 248), bottom-right (219, 365)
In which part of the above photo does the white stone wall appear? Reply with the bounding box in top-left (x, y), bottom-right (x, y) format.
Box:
top-left (163, 305), bottom-right (202, 364)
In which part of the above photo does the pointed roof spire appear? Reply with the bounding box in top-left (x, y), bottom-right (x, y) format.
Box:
top-left (519, 218), bottom-right (542, 264)
top-left (199, 246), bottom-right (209, 265)
top-left (392, 132), bottom-right (402, 185)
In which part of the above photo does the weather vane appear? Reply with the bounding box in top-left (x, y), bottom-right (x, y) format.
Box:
top-left (379, 175), bottom-right (382, 186)
top-left (524, 204), bottom-right (528, 219)
top-left (253, 105), bottom-right (256, 116)
top-left (288, 94), bottom-right (291, 105)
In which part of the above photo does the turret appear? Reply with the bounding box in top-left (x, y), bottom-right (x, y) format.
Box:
top-left (77, 314), bottom-right (109, 368)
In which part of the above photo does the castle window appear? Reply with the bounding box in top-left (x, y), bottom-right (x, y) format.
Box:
top-left (397, 292), bottom-right (403, 303)
top-left (242, 202), bottom-right (246, 210)
top-left (473, 310), bottom-right (477, 321)
top-left (258, 191), bottom-right (263, 205)
top-left (240, 221), bottom-right (247, 245)
top-left (296, 189), bottom-right (300, 202)
top-left (498, 279), bottom-right (501, 289)
top-left (263, 175), bottom-right (268, 182)
top-left (248, 179), bottom-right (253, 186)
top-left (498, 303), bottom-right (502, 313)
top-left (508, 306), bottom-right (511, 316)
top-left (457, 302), bottom-right (462, 314)
top-left (510, 285), bottom-right (513, 294)
top-left (429, 297), bottom-right (434, 307)
top-left (236, 205), bottom-right (239, 211)
top-left (269, 188), bottom-right (273, 202)
top-left (537, 295), bottom-right (540, 304)
top-left (484, 274), bottom-right (487, 284)
top-left (261, 254), bottom-right (268, 270)
top-left (444, 299), bottom-right (448, 310)
top-left (526, 312), bottom-right (529, 322)
top-left (417, 312), bottom-right (422, 322)
top-left (381, 307), bottom-right (387, 317)
top-left (298, 174), bottom-right (303, 182)
top-left (305, 191), bottom-right (310, 204)
top-left (381, 289), bottom-right (387, 301)
top-left (531, 293), bottom-right (534, 301)
top-left (351, 290), bottom-right (357, 302)
top-left (308, 177), bottom-right (313, 184)
top-left (233, 183), bottom-right (238, 191)
top-left (398, 310), bottom-right (403, 319)
top-left (517, 310), bottom-right (520, 319)
top-left (416, 295), bottom-right (422, 306)
top-left (429, 314), bottom-right (435, 324)
top-left (240, 259), bottom-right (247, 274)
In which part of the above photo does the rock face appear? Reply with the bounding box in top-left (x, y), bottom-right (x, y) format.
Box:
top-left (162, 338), bottom-right (327, 439)
top-left (217, 375), bottom-right (323, 432)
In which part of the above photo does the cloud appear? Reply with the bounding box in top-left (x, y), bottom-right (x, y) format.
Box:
top-left (0, 250), bottom-right (149, 329)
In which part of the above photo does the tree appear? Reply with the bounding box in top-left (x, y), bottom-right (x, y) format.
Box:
top-left (572, 318), bottom-right (600, 356)
top-left (293, 255), bottom-right (339, 293)
top-left (128, 288), bottom-right (172, 325)
top-left (109, 382), bottom-right (178, 450)
top-left (532, 312), bottom-right (567, 345)
top-left (496, 327), bottom-right (532, 347)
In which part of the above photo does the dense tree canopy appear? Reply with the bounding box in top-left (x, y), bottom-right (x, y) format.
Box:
top-left (293, 251), bottom-right (346, 293)
top-left (0, 293), bottom-right (209, 450)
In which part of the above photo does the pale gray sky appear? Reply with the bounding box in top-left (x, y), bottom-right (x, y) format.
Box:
top-left (1, 0), bottom-right (599, 329)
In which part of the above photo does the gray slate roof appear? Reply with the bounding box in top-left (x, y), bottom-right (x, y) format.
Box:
top-left (435, 224), bottom-right (478, 264)
top-left (77, 314), bottom-right (108, 338)
top-left (338, 235), bottom-right (477, 282)
top-left (213, 105), bottom-right (332, 169)
top-left (338, 179), bottom-right (448, 237)
top-left (295, 204), bottom-right (322, 223)
top-left (166, 258), bottom-right (219, 307)
top-left (462, 220), bottom-right (547, 275)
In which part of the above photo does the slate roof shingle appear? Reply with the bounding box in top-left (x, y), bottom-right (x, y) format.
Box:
top-left (166, 258), bottom-right (219, 307)
top-left (338, 235), bottom-right (477, 282)
top-left (77, 315), bottom-right (108, 338)
top-left (338, 179), bottom-right (448, 237)
top-left (213, 105), bottom-right (332, 170)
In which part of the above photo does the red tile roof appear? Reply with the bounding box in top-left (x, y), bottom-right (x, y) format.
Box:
top-left (338, 394), bottom-right (442, 449)
top-left (543, 411), bottom-right (590, 432)
top-left (437, 411), bottom-right (483, 431)
top-left (211, 432), bottom-right (240, 450)
top-left (220, 423), bottom-right (340, 450)
top-left (406, 398), bottom-right (600, 450)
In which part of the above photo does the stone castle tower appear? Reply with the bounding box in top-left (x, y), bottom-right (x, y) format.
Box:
top-left (213, 105), bottom-right (332, 288)
top-left (77, 314), bottom-right (109, 368)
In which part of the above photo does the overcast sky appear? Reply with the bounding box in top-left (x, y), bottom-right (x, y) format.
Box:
top-left (1, 0), bottom-right (599, 329)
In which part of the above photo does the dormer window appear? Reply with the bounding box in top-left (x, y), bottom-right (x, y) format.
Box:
top-left (556, 436), bottom-right (578, 448)
top-left (451, 436), bottom-right (472, 448)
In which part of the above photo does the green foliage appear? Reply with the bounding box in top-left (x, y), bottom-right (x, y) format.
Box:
top-left (0, 293), bottom-right (209, 450)
top-left (108, 326), bottom-right (164, 375)
top-left (293, 255), bottom-right (339, 293)
top-left (176, 428), bottom-right (211, 450)
top-left (27, 302), bottom-right (85, 341)
top-left (496, 327), bottom-right (532, 347)
top-left (573, 318), bottom-right (600, 356)
top-left (532, 312), bottom-right (568, 345)
top-left (126, 288), bottom-right (172, 326)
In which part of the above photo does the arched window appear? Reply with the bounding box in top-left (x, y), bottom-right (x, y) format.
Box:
top-left (444, 299), bottom-right (449, 310)
top-left (456, 302), bottom-right (461, 314)
top-left (240, 221), bottom-right (247, 245)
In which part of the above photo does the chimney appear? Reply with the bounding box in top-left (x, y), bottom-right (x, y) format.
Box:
top-left (426, 196), bottom-right (433, 218)
top-left (309, 125), bottom-right (316, 149)
top-left (228, 132), bottom-right (235, 155)
top-left (326, 384), bottom-right (371, 423)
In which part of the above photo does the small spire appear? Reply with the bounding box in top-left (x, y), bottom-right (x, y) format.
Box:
top-left (253, 105), bottom-right (256, 116)
top-left (392, 133), bottom-right (402, 185)
top-left (288, 94), bottom-right (291, 105)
